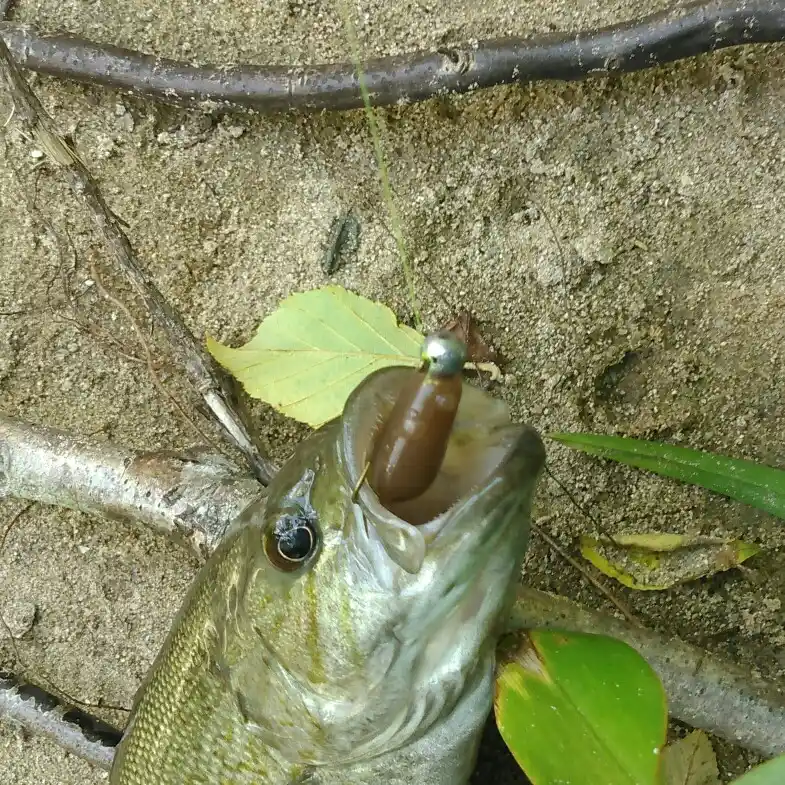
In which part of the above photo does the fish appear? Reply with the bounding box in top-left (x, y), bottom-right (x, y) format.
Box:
top-left (109, 358), bottom-right (545, 785)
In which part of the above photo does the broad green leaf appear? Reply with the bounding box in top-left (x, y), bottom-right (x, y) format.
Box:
top-left (494, 628), bottom-right (667, 785)
top-left (730, 755), bottom-right (785, 784)
top-left (580, 534), bottom-right (760, 590)
top-left (207, 285), bottom-right (424, 427)
top-left (661, 730), bottom-right (720, 785)
top-left (550, 433), bottom-right (785, 520)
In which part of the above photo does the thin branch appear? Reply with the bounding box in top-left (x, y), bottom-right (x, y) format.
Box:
top-left (509, 587), bottom-right (785, 758)
top-left (1, 0), bottom-right (784, 114)
top-left (0, 501), bottom-right (32, 552)
top-left (0, 413), bottom-right (263, 557)
top-left (0, 150), bottom-right (134, 359)
top-left (0, 37), bottom-right (276, 485)
top-left (87, 258), bottom-right (219, 450)
top-left (0, 670), bottom-right (119, 770)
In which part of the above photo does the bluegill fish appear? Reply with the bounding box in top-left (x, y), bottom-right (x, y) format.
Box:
top-left (110, 348), bottom-right (545, 785)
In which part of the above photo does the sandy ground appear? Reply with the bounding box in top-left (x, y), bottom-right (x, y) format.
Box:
top-left (1, 0), bottom-right (784, 782)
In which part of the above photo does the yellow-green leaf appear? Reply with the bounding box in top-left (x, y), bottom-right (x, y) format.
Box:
top-left (580, 533), bottom-right (760, 590)
top-left (661, 731), bottom-right (721, 785)
top-left (206, 285), bottom-right (424, 427)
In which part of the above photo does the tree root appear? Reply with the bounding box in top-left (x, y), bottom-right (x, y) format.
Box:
top-left (1, 0), bottom-right (785, 114)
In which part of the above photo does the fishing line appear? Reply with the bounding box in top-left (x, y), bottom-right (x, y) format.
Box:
top-left (544, 463), bottom-right (621, 547)
top-left (335, 0), bottom-right (422, 331)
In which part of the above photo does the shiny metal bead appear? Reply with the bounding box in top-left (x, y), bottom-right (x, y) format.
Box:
top-left (421, 331), bottom-right (467, 377)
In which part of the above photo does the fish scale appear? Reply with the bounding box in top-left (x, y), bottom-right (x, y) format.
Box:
top-left (112, 527), bottom-right (300, 785)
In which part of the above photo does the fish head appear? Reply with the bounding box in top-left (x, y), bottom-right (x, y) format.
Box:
top-left (228, 366), bottom-right (545, 765)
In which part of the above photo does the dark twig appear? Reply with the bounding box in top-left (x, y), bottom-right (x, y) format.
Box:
top-left (0, 501), bottom-right (32, 552)
top-left (0, 37), bottom-right (276, 484)
top-left (1, 0), bottom-right (784, 114)
top-left (545, 464), bottom-right (622, 545)
top-left (0, 670), bottom-right (120, 770)
top-left (1, 146), bottom-right (146, 363)
top-left (531, 517), bottom-right (639, 625)
top-left (87, 258), bottom-right (219, 450)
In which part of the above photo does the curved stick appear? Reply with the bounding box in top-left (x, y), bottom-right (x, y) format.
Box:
top-left (1, 0), bottom-right (785, 114)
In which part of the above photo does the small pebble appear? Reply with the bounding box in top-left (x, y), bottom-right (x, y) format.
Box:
top-left (0, 601), bottom-right (36, 640)
top-left (221, 124), bottom-right (246, 139)
top-left (117, 113), bottom-right (135, 133)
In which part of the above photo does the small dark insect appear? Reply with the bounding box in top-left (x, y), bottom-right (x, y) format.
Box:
top-left (322, 213), bottom-right (361, 275)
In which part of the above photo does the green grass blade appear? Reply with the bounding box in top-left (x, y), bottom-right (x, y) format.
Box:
top-left (550, 433), bottom-right (785, 520)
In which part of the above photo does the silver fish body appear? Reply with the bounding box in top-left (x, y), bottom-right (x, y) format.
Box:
top-left (110, 367), bottom-right (545, 785)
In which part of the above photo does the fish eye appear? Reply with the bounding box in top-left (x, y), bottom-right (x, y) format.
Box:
top-left (263, 510), bottom-right (319, 572)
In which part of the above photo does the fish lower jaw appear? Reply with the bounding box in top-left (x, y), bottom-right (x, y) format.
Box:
top-left (304, 657), bottom-right (495, 785)
top-left (313, 655), bottom-right (492, 766)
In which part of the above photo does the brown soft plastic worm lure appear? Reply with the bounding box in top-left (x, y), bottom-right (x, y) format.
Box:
top-left (368, 332), bottom-right (467, 508)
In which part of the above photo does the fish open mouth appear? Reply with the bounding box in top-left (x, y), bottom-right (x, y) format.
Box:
top-left (341, 366), bottom-right (545, 573)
